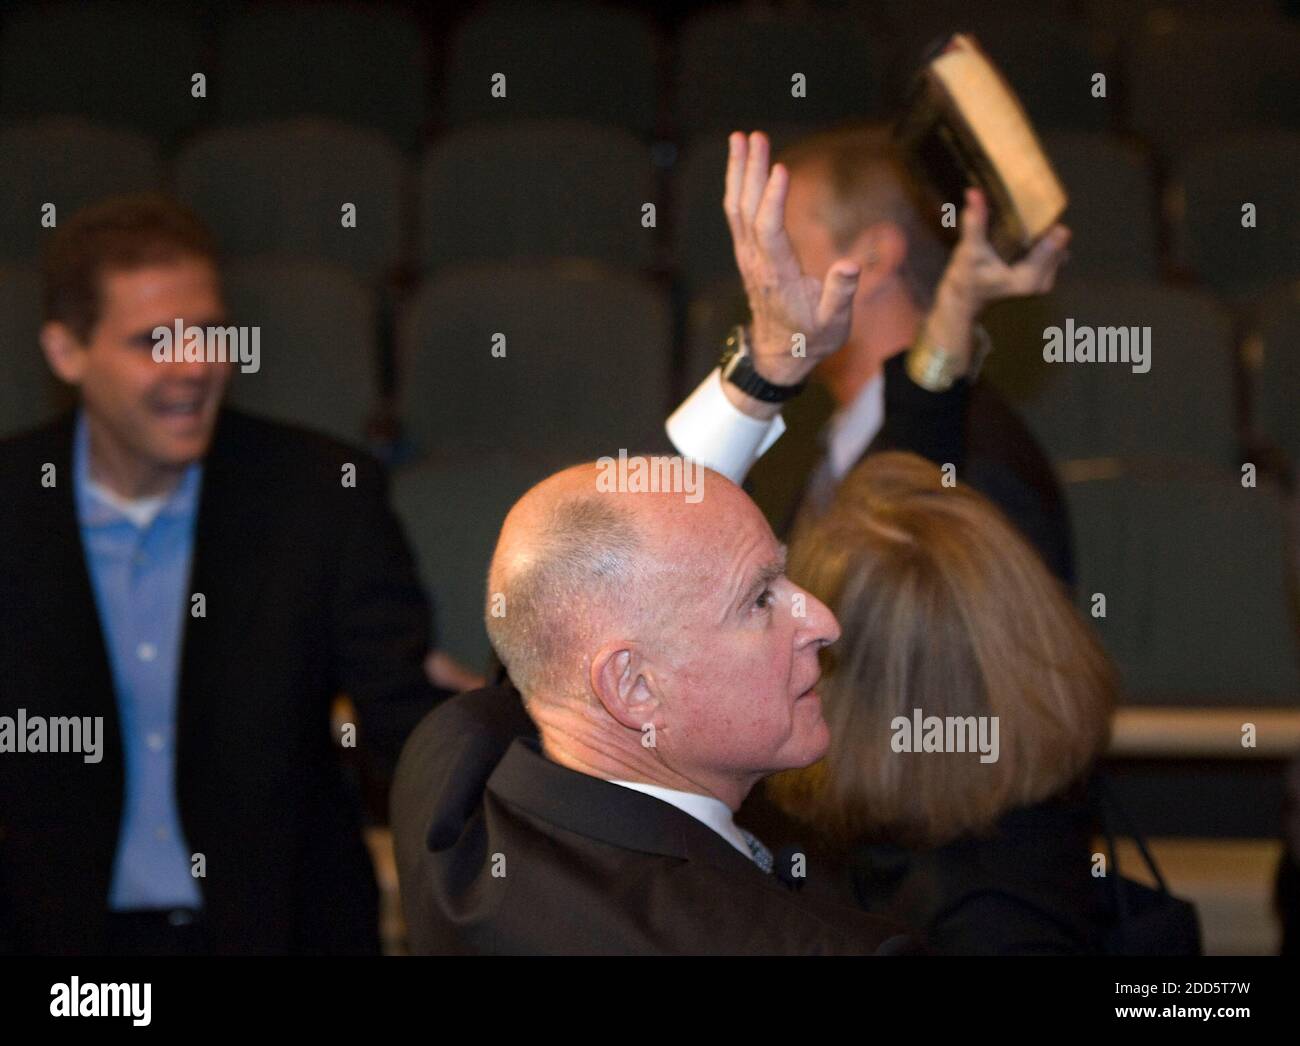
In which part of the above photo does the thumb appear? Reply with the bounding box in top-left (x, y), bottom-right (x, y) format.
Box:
top-left (959, 187), bottom-right (988, 247)
top-left (815, 261), bottom-right (860, 326)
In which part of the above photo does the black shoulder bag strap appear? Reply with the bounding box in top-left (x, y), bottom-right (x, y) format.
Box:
top-left (1095, 773), bottom-right (1171, 909)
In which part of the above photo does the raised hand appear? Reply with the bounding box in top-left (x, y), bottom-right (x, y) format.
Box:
top-left (723, 131), bottom-right (863, 388)
top-left (920, 187), bottom-right (1072, 374)
top-left (943, 187), bottom-right (1071, 307)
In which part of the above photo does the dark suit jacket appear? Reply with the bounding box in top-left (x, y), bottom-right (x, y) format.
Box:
top-left (0, 409), bottom-right (447, 955)
top-left (754, 351), bottom-right (1075, 588)
top-left (847, 775), bottom-right (1109, 956)
top-left (391, 685), bottom-right (919, 955)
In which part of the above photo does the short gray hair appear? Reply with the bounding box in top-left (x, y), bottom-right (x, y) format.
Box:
top-left (486, 495), bottom-right (645, 700)
top-left (778, 123), bottom-right (950, 309)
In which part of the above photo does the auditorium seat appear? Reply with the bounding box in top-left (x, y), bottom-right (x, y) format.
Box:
top-left (444, 1), bottom-right (659, 136)
top-left (1249, 280), bottom-right (1300, 470)
top-left (398, 263), bottom-right (672, 461)
top-left (1043, 132), bottom-right (1160, 280)
top-left (672, 124), bottom-right (818, 299)
top-left (391, 452), bottom-right (550, 673)
top-left (220, 260), bottom-right (380, 446)
top-left (674, 6), bottom-right (890, 137)
top-left (884, 10), bottom-right (1115, 132)
top-left (1086, 0), bottom-right (1283, 34)
top-left (418, 120), bottom-right (656, 272)
top-left (981, 281), bottom-right (1238, 468)
top-left (174, 119), bottom-right (408, 281)
top-left (975, 17), bottom-right (1115, 132)
top-left (682, 279), bottom-right (749, 389)
top-left (872, 0), bottom-right (1077, 33)
top-left (0, 1), bottom-right (206, 144)
top-left (1065, 467), bottom-right (1300, 704)
top-left (0, 266), bottom-right (69, 438)
top-left (1124, 20), bottom-right (1300, 166)
top-left (0, 118), bottom-right (162, 263)
top-left (1172, 131), bottom-right (1300, 299)
top-left (215, 2), bottom-right (428, 150)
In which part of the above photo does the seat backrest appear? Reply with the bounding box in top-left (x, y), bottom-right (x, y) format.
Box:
top-left (174, 119), bottom-right (408, 280)
top-left (982, 280), bottom-right (1238, 468)
top-left (418, 120), bottom-right (656, 273)
top-left (1066, 469), bottom-right (1300, 702)
top-left (0, 118), bottom-right (161, 263)
top-left (221, 259), bottom-right (379, 446)
top-left (398, 263), bottom-right (672, 463)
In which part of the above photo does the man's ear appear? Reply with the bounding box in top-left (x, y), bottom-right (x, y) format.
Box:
top-left (40, 321), bottom-right (88, 386)
top-left (590, 642), bottom-right (659, 733)
top-left (847, 221), bottom-right (908, 294)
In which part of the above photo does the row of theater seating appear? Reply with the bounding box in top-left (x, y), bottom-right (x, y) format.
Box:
top-left (2, 116), bottom-right (1297, 299)
top-left (0, 0), bottom-right (1296, 162)
top-left (389, 450), bottom-right (1300, 709)
top-left (2, 264), bottom-right (1296, 473)
top-left (3, 257), bottom-right (1295, 704)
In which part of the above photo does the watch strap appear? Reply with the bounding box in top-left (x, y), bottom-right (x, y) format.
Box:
top-left (718, 325), bottom-right (807, 403)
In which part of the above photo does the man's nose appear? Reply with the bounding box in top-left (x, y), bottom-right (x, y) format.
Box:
top-left (160, 356), bottom-right (218, 381)
top-left (795, 586), bottom-right (841, 647)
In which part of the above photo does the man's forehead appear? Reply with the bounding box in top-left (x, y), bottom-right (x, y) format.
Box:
top-left (787, 160), bottom-right (831, 205)
top-left (696, 513), bottom-right (784, 594)
top-left (100, 263), bottom-right (224, 322)
top-left (785, 166), bottom-right (835, 253)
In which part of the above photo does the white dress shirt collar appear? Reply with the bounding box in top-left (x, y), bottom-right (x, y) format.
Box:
top-left (824, 371), bottom-right (885, 482)
top-left (606, 779), bottom-right (756, 862)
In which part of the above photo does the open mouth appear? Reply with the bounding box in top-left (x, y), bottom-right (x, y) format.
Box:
top-left (150, 391), bottom-right (211, 420)
top-left (155, 400), bottom-right (204, 417)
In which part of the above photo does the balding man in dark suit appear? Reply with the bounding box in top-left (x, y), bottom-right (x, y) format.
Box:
top-left (392, 460), bottom-right (917, 955)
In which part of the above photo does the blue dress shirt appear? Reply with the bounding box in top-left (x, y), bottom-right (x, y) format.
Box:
top-left (73, 412), bottom-right (205, 911)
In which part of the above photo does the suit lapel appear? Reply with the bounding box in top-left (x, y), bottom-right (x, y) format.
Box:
top-left (488, 739), bottom-right (782, 886)
top-left (36, 416), bottom-right (123, 753)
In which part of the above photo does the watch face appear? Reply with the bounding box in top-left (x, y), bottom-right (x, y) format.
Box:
top-left (719, 326), bottom-right (800, 402)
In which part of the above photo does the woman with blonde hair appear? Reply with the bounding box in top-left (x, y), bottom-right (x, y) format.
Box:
top-left (767, 450), bottom-right (1118, 954)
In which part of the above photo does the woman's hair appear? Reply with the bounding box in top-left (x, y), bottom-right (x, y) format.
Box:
top-left (767, 451), bottom-right (1116, 850)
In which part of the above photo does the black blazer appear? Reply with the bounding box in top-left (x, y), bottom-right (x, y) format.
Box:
top-left (391, 685), bottom-right (919, 955)
top-left (0, 409), bottom-right (447, 955)
top-left (847, 776), bottom-right (1109, 956)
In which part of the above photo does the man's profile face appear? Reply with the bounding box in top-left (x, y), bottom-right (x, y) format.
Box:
top-left (654, 488), bottom-right (839, 780)
top-left (53, 256), bottom-right (231, 473)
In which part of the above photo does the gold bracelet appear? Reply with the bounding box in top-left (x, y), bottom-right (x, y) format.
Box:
top-left (906, 338), bottom-right (965, 392)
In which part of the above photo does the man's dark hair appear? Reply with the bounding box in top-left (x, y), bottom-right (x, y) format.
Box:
top-left (42, 192), bottom-right (219, 342)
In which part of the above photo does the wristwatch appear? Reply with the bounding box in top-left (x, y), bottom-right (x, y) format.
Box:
top-left (718, 325), bottom-right (806, 403)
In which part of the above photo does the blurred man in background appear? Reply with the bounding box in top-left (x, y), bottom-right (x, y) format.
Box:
top-left (0, 194), bottom-right (458, 955)
top-left (668, 126), bottom-right (1075, 586)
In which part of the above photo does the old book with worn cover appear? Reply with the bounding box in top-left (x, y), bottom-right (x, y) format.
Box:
top-left (896, 33), bottom-right (1068, 262)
